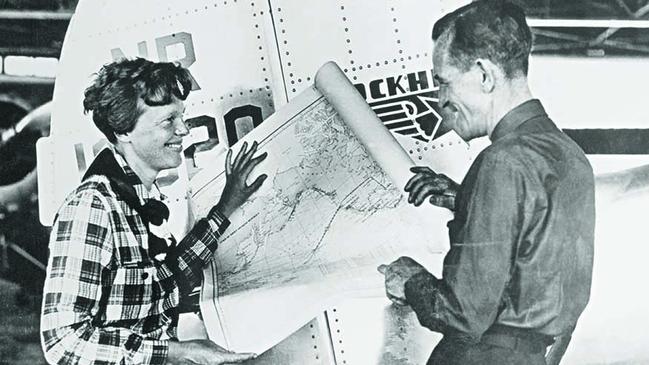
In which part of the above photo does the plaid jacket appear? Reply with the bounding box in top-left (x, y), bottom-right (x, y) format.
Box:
top-left (41, 150), bottom-right (229, 365)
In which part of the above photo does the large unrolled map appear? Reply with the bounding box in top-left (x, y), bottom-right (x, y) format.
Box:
top-left (194, 62), bottom-right (450, 354)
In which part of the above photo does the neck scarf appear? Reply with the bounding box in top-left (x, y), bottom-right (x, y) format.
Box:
top-left (82, 148), bottom-right (175, 259)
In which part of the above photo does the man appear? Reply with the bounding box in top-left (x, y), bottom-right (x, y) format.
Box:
top-left (379, 1), bottom-right (595, 364)
top-left (40, 58), bottom-right (267, 364)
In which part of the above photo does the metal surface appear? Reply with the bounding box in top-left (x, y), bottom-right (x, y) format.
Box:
top-left (178, 313), bottom-right (337, 364)
top-left (327, 298), bottom-right (442, 365)
top-left (250, 315), bottom-right (336, 365)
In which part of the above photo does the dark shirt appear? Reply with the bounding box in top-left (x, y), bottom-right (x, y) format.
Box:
top-left (404, 99), bottom-right (595, 339)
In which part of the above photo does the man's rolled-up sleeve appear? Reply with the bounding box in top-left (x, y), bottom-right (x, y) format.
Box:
top-left (405, 153), bottom-right (523, 338)
top-left (41, 189), bottom-right (168, 365)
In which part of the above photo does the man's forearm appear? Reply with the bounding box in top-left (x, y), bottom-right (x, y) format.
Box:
top-left (404, 270), bottom-right (447, 333)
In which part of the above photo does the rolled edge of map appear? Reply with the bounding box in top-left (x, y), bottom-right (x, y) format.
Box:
top-left (314, 61), bottom-right (416, 190)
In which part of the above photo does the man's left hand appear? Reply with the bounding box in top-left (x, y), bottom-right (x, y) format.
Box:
top-left (378, 256), bottom-right (427, 305)
top-left (405, 166), bottom-right (458, 211)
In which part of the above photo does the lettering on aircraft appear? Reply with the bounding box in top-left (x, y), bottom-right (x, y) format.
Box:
top-left (354, 70), bottom-right (443, 142)
top-left (223, 105), bottom-right (263, 146)
top-left (110, 32), bottom-right (200, 90)
top-left (183, 115), bottom-right (218, 179)
top-left (73, 139), bottom-right (108, 175)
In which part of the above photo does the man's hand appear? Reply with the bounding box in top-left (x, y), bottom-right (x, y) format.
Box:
top-left (214, 141), bottom-right (268, 218)
top-left (166, 339), bottom-right (256, 364)
top-left (377, 256), bottom-right (427, 305)
top-left (404, 166), bottom-right (458, 211)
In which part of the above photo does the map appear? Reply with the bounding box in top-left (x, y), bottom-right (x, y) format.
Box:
top-left (194, 63), bottom-right (449, 353)
top-left (193, 96), bottom-right (420, 296)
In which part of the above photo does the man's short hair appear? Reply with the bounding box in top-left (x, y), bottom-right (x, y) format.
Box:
top-left (83, 58), bottom-right (193, 142)
top-left (432, 0), bottom-right (532, 78)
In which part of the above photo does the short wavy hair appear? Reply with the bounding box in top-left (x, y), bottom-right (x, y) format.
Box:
top-left (83, 58), bottom-right (193, 142)
top-left (432, 0), bottom-right (532, 79)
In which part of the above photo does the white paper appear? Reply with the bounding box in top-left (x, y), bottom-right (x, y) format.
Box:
top-left (197, 62), bottom-right (449, 353)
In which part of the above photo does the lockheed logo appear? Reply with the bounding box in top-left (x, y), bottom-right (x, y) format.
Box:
top-left (355, 70), bottom-right (443, 142)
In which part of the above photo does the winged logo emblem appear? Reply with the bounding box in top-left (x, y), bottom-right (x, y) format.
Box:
top-left (369, 89), bottom-right (443, 142)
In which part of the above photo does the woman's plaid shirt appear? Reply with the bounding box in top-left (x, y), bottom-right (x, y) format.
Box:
top-left (40, 152), bottom-right (229, 365)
